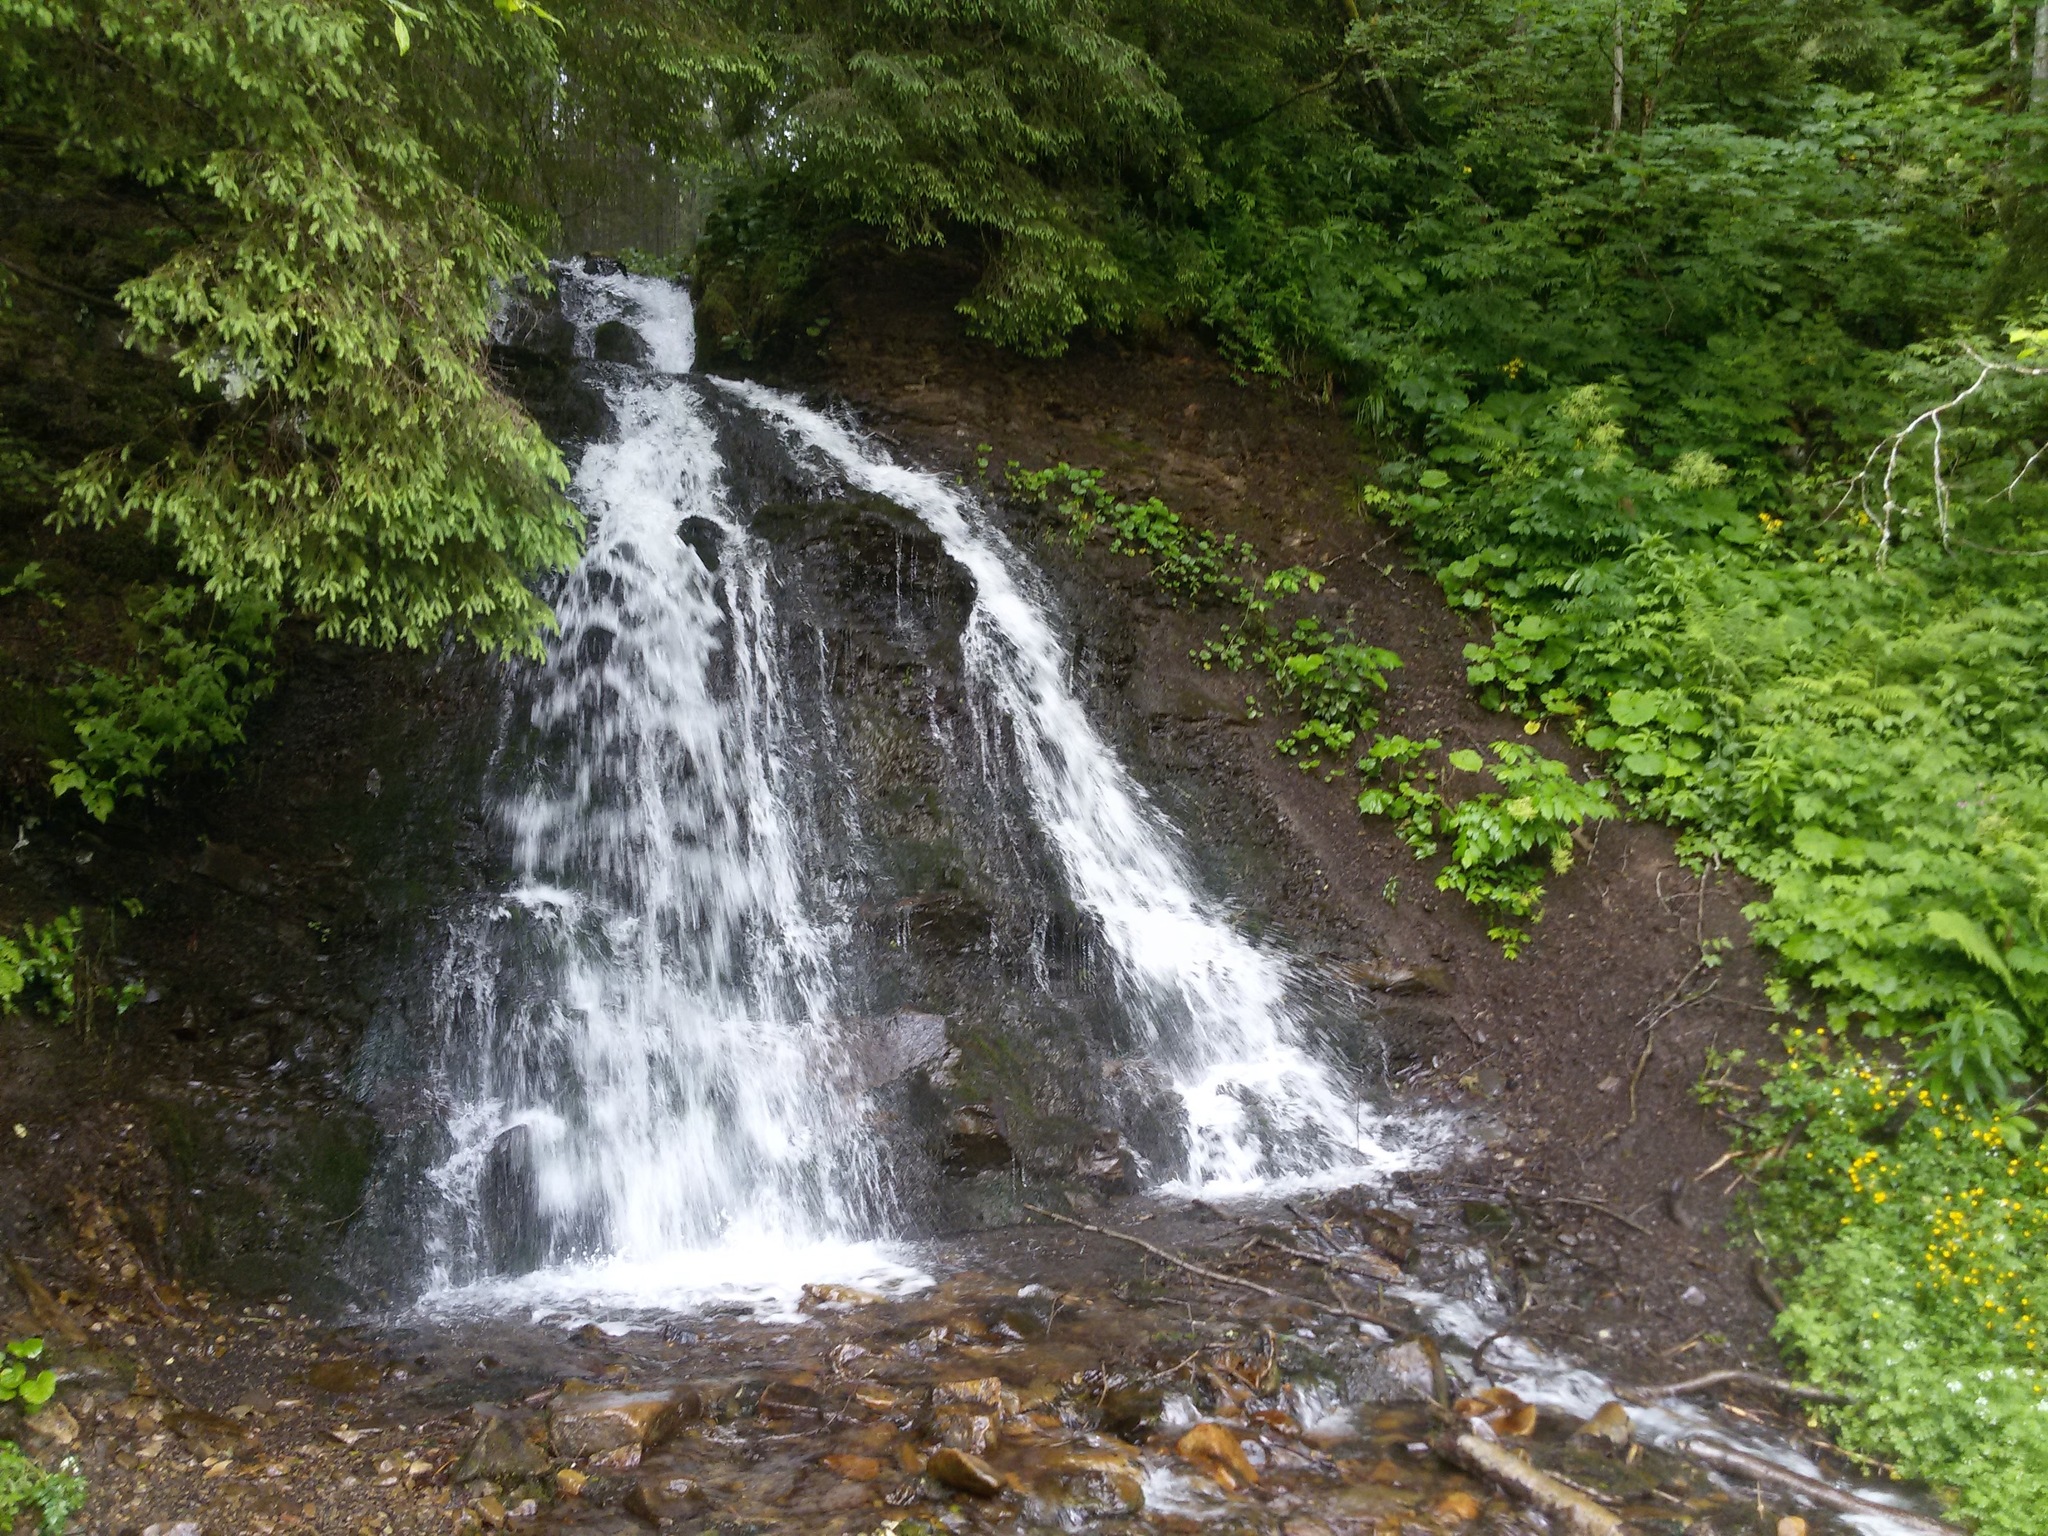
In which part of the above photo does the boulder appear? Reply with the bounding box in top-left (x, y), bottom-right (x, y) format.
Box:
top-left (549, 1387), bottom-right (696, 1459)
top-left (622, 1474), bottom-right (706, 1526)
top-left (454, 1409), bottom-right (551, 1482)
top-left (1075, 1130), bottom-right (1139, 1193)
top-left (1030, 1444), bottom-right (1144, 1517)
top-left (592, 320), bottom-right (648, 367)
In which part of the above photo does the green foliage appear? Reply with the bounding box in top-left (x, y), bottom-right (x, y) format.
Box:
top-left (1375, 377), bottom-right (2048, 1104)
top-left (0, 909), bottom-right (146, 1023)
top-left (48, 585), bottom-right (278, 820)
top-left (0, 1442), bottom-right (82, 1536)
top-left (0, 1338), bottom-right (81, 1536)
top-left (1729, 1034), bottom-right (2048, 1536)
top-left (0, 1341), bottom-right (53, 1411)
top-left (2, 0), bottom-right (588, 657)
top-left (1357, 735), bottom-right (1614, 955)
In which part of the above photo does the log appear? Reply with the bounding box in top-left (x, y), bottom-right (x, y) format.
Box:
top-left (1438, 1431), bottom-right (1627, 1536)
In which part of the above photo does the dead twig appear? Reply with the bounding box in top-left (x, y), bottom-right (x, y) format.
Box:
top-left (1022, 1204), bottom-right (1396, 1329)
top-left (1679, 1438), bottom-right (1964, 1536)
top-left (1536, 1195), bottom-right (1655, 1237)
top-left (1630, 1369), bottom-right (1847, 1405)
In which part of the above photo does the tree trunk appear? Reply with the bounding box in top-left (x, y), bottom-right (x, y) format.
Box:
top-left (1611, 6), bottom-right (1626, 134)
top-left (2033, 0), bottom-right (2048, 110)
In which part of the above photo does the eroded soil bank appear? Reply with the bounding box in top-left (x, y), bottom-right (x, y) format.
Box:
top-left (0, 259), bottom-right (1871, 1534)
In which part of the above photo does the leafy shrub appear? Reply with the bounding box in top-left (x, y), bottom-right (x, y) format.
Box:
top-left (49, 586), bottom-right (278, 821)
top-left (1, 1338), bottom-right (83, 1535)
top-left (1726, 1035), bottom-right (2048, 1536)
top-left (0, 910), bottom-right (146, 1025)
top-left (1383, 379), bottom-right (2048, 1102)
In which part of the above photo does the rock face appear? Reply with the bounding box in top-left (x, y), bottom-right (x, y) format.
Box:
top-left (478, 1124), bottom-right (545, 1276)
top-left (945, 1104), bottom-right (1013, 1170)
top-left (549, 1387), bottom-right (697, 1459)
top-left (846, 1009), bottom-right (949, 1091)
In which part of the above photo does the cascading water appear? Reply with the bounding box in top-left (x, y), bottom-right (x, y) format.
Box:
top-left (409, 267), bottom-right (1438, 1316)
top-left (724, 382), bottom-right (1427, 1193)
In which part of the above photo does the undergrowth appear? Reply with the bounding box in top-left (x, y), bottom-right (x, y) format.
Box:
top-left (49, 585), bottom-right (278, 821)
top-left (0, 907), bottom-right (147, 1026)
top-left (1708, 1035), bottom-right (2048, 1536)
top-left (0, 1338), bottom-right (83, 1534)
top-left (1004, 457), bottom-right (1612, 952)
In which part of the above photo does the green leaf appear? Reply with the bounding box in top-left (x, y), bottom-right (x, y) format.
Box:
top-left (1925, 909), bottom-right (2016, 993)
top-left (1447, 748), bottom-right (1484, 772)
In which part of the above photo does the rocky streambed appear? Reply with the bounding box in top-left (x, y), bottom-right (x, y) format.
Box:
top-left (6, 1184), bottom-right (1934, 1536)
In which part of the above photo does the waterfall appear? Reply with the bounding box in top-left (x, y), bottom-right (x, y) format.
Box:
top-left (724, 382), bottom-right (1423, 1193)
top-left (409, 268), bottom-right (1436, 1317)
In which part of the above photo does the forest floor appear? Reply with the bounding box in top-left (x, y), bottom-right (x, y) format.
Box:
top-left (0, 256), bottom-right (1883, 1535)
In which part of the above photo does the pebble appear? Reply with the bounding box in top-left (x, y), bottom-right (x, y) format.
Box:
top-left (1176, 1422), bottom-right (1259, 1489)
top-left (926, 1446), bottom-right (1005, 1497)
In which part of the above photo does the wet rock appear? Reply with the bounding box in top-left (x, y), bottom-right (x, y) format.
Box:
top-left (1031, 1444), bottom-right (1144, 1517)
top-left (480, 1126), bottom-right (546, 1277)
top-left (926, 1446), bottom-right (1005, 1498)
top-left (801, 1282), bottom-right (885, 1308)
top-left (932, 1405), bottom-right (1000, 1457)
top-left (1075, 1129), bottom-right (1139, 1193)
top-left (308, 1357), bottom-right (382, 1395)
top-left (1095, 1383), bottom-right (1163, 1439)
top-left (549, 1387), bottom-right (696, 1458)
top-left (930, 1376), bottom-right (1004, 1409)
top-left (1176, 1423), bottom-right (1258, 1488)
top-left (196, 839), bottom-right (272, 896)
top-left (166, 1404), bottom-right (257, 1455)
top-left (1454, 1387), bottom-right (1536, 1437)
top-left (1340, 957), bottom-right (1453, 996)
top-left (454, 1411), bottom-right (551, 1482)
top-left (1571, 1401), bottom-right (1632, 1452)
top-left (987, 1292), bottom-right (1058, 1340)
top-left (554, 1467), bottom-right (588, 1498)
top-left (823, 1453), bottom-right (884, 1481)
top-left (944, 1104), bottom-right (1013, 1171)
top-left (846, 1009), bottom-right (949, 1091)
top-left (1680, 1284), bottom-right (1709, 1307)
top-left (49, 1346), bottom-right (139, 1394)
top-left (1432, 1490), bottom-right (1483, 1522)
top-left (753, 1381), bottom-right (823, 1421)
top-left (1317, 1194), bottom-right (1416, 1264)
top-left (21, 1401), bottom-right (79, 1446)
top-left (1776, 1519), bottom-right (1808, 1536)
top-left (622, 1474), bottom-right (707, 1526)
top-left (1349, 1336), bottom-right (1443, 1405)
top-left (593, 320), bottom-right (649, 367)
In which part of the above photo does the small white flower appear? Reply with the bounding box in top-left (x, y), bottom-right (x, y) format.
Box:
top-left (1949, 1381), bottom-right (1964, 1392)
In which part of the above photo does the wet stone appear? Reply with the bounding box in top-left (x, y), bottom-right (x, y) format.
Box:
top-left (622, 1474), bottom-right (707, 1527)
top-left (455, 1411), bottom-right (552, 1482)
top-left (307, 1357), bottom-right (382, 1395)
top-left (1176, 1422), bottom-right (1258, 1488)
top-left (1095, 1382), bottom-right (1163, 1439)
top-left (1030, 1444), bottom-right (1145, 1518)
top-left (550, 1387), bottom-right (696, 1458)
top-left (1348, 1336), bottom-right (1442, 1405)
top-left (927, 1446), bottom-right (1005, 1498)
top-left (752, 1381), bottom-right (823, 1421)
top-left (1571, 1400), bottom-right (1633, 1452)
top-left (944, 1104), bottom-right (1013, 1171)
top-left (931, 1404), bottom-right (1000, 1456)
top-left (166, 1405), bottom-right (258, 1456)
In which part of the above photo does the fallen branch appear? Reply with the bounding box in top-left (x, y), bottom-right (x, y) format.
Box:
top-left (1250, 1234), bottom-right (1402, 1282)
top-left (1437, 1431), bottom-right (1627, 1536)
top-left (1629, 1369), bottom-right (1847, 1405)
top-left (1680, 1438), bottom-right (1964, 1536)
top-left (1537, 1195), bottom-right (1654, 1237)
top-left (1021, 1205), bottom-right (1395, 1328)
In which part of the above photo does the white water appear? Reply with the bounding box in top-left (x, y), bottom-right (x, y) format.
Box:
top-left (723, 380), bottom-right (1442, 1193)
top-left (421, 273), bottom-right (913, 1316)
top-left (418, 270), bottom-right (1439, 1318)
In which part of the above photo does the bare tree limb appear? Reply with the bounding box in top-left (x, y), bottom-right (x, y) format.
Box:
top-left (1625, 1369), bottom-right (1849, 1404)
top-left (1680, 1438), bottom-right (1965, 1536)
top-left (1022, 1204), bottom-right (1395, 1328)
